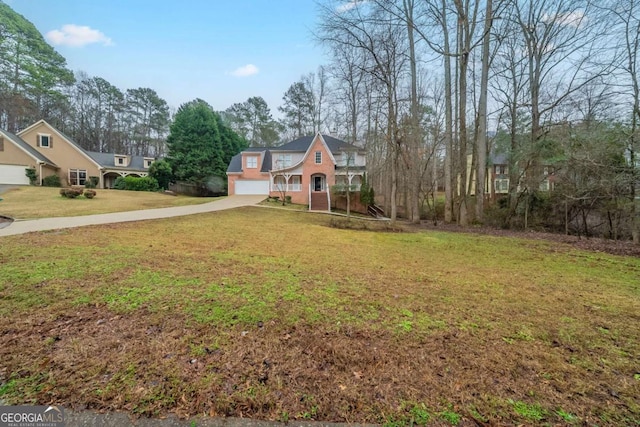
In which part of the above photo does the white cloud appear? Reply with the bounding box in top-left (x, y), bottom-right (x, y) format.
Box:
top-left (336, 0), bottom-right (367, 13)
top-left (231, 64), bottom-right (259, 77)
top-left (46, 24), bottom-right (113, 47)
top-left (542, 11), bottom-right (586, 28)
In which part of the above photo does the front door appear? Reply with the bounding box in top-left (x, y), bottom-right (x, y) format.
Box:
top-left (314, 175), bottom-right (324, 191)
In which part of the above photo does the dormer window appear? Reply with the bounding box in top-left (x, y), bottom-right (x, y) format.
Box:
top-left (144, 158), bottom-right (154, 168)
top-left (114, 155), bottom-right (128, 167)
top-left (38, 134), bottom-right (51, 148)
top-left (246, 156), bottom-right (258, 168)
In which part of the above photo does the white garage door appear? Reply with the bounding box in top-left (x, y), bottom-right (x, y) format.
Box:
top-left (235, 180), bottom-right (269, 195)
top-left (0, 165), bottom-right (30, 185)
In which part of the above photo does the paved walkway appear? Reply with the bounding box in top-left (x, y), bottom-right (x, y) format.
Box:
top-left (0, 195), bottom-right (265, 237)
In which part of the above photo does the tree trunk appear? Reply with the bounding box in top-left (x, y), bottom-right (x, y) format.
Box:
top-left (442, 0), bottom-right (454, 223)
top-left (475, 0), bottom-right (493, 223)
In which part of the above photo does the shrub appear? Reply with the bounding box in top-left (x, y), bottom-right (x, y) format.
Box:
top-left (114, 176), bottom-right (159, 192)
top-left (285, 195), bottom-right (292, 204)
top-left (25, 168), bottom-right (38, 185)
top-left (83, 189), bottom-right (96, 199)
top-left (148, 159), bottom-right (173, 190)
top-left (85, 176), bottom-right (99, 188)
top-left (359, 174), bottom-right (375, 207)
top-left (60, 188), bottom-right (83, 198)
top-left (113, 176), bottom-right (126, 190)
top-left (42, 175), bottom-right (61, 187)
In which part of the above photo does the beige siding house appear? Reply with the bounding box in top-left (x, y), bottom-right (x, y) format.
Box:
top-left (0, 120), bottom-right (154, 188)
top-left (0, 128), bottom-right (58, 185)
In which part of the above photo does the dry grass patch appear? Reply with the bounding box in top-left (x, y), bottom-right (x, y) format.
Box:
top-left (0, 186), bottom-right (217, 219)
top-left (0, 207), bottom-right (639, 425)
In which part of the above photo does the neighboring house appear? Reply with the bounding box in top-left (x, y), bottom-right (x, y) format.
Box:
top-left (462, 153), bottom-right (556, 199)
top-left (227, 133), bottom-right (366, 210)
top-left (0, 120), bottom-right (154, 187)
top-left (486, 153), bottom-right (556, 198)
top-left (0, 128), bottom-right (59, 185)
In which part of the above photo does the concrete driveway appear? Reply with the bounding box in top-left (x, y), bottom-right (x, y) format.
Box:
top-left (0, 184), bottom-right (18, 195)
top-left (0, 195), bottom-right (265, 237)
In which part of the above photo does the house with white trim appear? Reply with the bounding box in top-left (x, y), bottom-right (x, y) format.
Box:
top-left (0, 120), bottom-right (154, 187)
top-left (226, 133), bottom-right (366, 210)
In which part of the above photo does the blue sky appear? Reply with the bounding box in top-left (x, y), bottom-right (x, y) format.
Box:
top-left (6, 0), bottom-right (332, 115)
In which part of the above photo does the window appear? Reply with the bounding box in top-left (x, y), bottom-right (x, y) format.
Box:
top-left (144, 159), bottom-right (153, 168)
top-left (495, 178), bottom-right (509, 193)
top-left (496, 165), bottom-right (507, 175)
top-left (117, 157), bottom-right (124, 165)
top-left (38, 134), bottom-right (51, 148)
top-left (0, 137), bottom-right (4, 152)
top-left (539, 179), bottom-right (550, 191)
top-left (273, 175), bottom-right (286, 189)
top-left (246, 156), bottom-right (258, 168)
top-left (290, 175), bottom-right (301, 191)
top-left (277, 154), bottom-right (292, 168)
top-left (69, 169), bottom-right (87, 186)
top-left (315, 151), bottom-right (322, 164)
top-left (343, 152), bottom-right (355, 166)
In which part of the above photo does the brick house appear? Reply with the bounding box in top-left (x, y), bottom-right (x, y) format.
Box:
top-left (226, 133), bottom-right (366, 210)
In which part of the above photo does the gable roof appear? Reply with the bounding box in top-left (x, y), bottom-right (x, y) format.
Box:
top-left (227, 147), bottom-right (270, 174)
top-left (0, 128), bottom-right (57, 167)
top-left (86, 151), bottom-right (151, 171)
top-left (275, 134), bottom-right (361, 153)
top-left (17, 120), bottom-right (103, 170)
top-left (490, 153), bottom-right (509, 165)
top-left (226, 134), bottom-right (361, 174)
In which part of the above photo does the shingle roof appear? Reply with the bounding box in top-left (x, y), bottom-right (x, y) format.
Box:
top-left (39, 122), bottom-right (151, 171)
top-left (227, 147), bottom-right (270, 173)
top-left (490, 153), bottom-right (509, 165)
top-left (86, 151), bottom-right (151, 171)
top-left (275, 134), bottom-right (360, 153)
top-left (226, 135), bottom-right (358, 174)
top-left (0, 128), bottom-right (57, 166)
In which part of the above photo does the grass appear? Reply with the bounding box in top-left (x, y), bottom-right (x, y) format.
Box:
top-left (0, 186), bottom-right (217, 219)
top-left (0, 207), bottom-right (639, 425)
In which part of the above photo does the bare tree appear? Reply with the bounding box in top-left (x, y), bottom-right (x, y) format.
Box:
top-left (509, 0), bottom-right (608, 227)
top-left (475, 0), bottom-right (494, 222)
top-left (317, 1), bottom-right (408, 223)
top-left (603, 0), bottom-right (640, 244)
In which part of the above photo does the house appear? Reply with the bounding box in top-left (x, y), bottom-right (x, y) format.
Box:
top-left (226, 133), bottom-right (366, 210)
top-left (461, 153), bottom-right (556, 199)
top-left (0, 120), bottom-right (154, 187)
top-left (0, 128), bottom-right (59, 185)
top-left (486, 153), bottom-right (556, 198)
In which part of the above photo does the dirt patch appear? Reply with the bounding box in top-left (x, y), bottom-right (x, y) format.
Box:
top-left (414, 221), bottom-right (640, 257)
top-left (1, 210), bottom-right (638, 425)
top-left (0, 304), bottom-right (637, 425)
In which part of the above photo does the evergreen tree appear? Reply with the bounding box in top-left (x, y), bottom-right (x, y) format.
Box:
top-left (167, 99), bottom-right (227, 186)
top-left (0, 1), bottom-right (75, 131)
top-left (148, 159), bottom-right (173, 190)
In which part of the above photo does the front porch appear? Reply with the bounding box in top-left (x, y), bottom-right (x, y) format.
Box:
top-left (102, 170), bottom-right (146, 189)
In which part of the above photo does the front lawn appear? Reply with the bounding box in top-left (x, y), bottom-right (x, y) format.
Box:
top-left (0, 186), bottom-right (218, 219)
top-left (0, 207), bottom-right (638, 425)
